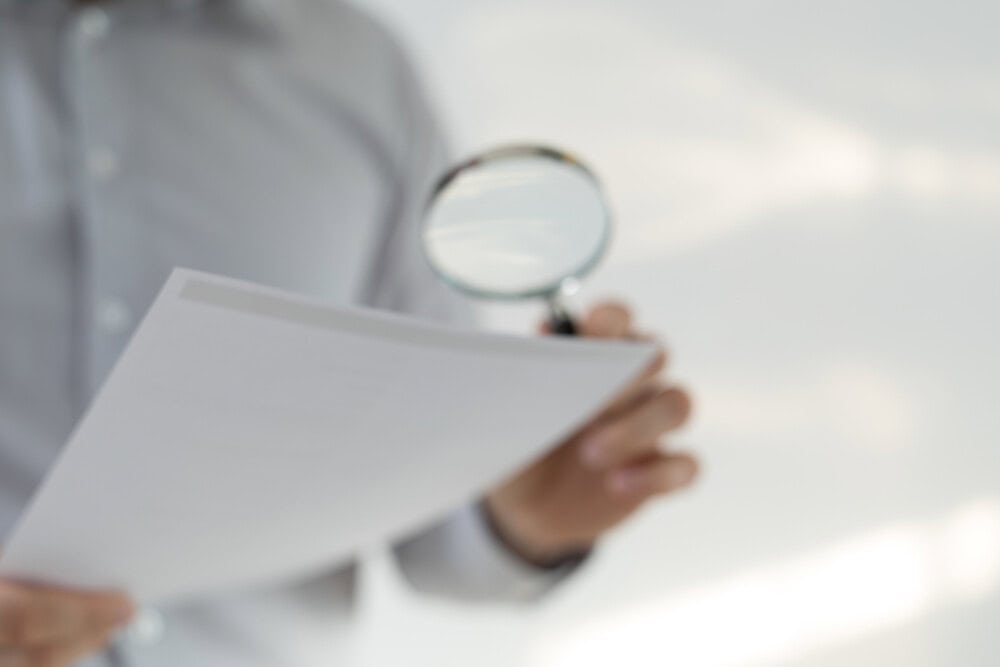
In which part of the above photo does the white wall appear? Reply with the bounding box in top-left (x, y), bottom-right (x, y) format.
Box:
top-left (354, 2), bottom-right (1000, 665)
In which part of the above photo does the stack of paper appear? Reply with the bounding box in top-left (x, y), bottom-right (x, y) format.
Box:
top-left (0, 269), bottom-right (656, 603)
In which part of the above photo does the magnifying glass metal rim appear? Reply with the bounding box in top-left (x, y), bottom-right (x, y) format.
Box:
top-left (421, 143), bottom-right (614, 302)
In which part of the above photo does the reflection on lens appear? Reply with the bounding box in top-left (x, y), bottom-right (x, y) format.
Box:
top-left (423, 152), bottom-right (610, 298)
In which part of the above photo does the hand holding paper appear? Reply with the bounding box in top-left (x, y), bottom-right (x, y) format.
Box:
top-left (0, 579), bottom-right (133, 665)
top-left (485, 302), bottom-right (697, 565)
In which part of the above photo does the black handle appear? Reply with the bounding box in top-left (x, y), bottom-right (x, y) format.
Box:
top-left (547, 300), bottom-right (578, 336)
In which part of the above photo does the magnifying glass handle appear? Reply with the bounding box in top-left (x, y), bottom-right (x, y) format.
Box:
top-left (547, 299), bottom-right (578, 336)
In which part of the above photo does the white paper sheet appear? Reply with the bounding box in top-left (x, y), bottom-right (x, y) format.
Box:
top-left (0, 269), bottom-right (656, 603)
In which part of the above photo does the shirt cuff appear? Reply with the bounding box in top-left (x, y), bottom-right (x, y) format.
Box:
top-left (393, 503), bottom-right (586, 603)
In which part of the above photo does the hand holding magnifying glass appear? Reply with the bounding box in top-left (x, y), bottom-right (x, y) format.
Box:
top-left (421, 145), bottom-right (698, 565)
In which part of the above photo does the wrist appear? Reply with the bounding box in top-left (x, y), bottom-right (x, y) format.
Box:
top-left (479, 499), bottom-right (592, 570)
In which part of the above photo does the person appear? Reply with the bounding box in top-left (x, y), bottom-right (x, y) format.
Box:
top-left (0, 1), bottom-right (699, 665)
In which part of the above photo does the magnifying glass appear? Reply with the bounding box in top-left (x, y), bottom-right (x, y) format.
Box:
top-left (421, 145), bottom-right (613, 335)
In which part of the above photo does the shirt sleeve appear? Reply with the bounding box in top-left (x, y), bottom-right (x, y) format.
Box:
top-left (393, 503), bottom-right (584, 603)
top-left (362, 40), bottom-right (581, 602)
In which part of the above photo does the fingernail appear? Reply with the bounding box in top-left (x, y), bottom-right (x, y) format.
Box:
top-left (669, 462), bottom-right (695, 488)
top-left (580, 438), bottom-right (607, 468)
top-left (608, 470), bottom-right (642, 495)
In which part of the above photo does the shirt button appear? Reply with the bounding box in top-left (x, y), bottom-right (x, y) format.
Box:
top-left (124, 607), bottom-right (165, 646)
top-left (96, 298), bottom-right (132, 334)
top-left (77, 7), bottom-right (111, 42)
top-left (87, 147), bottom-right (119, 182)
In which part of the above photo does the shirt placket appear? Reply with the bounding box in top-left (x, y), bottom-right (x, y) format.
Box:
top-left (64, 3), bottom-right (143, 399)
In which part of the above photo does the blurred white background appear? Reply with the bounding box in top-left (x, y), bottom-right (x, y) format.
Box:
top-left (354, 1), bottom-right (1000, 665)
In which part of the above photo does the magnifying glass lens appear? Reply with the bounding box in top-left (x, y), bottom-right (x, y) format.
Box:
top-left (423, 149), bottom-right (611, 299)
top-left (422, 146), bottom-right (612, 332)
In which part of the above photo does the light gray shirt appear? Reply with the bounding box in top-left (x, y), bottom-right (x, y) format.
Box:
top-left (0, 1), bottom-right (566, 665)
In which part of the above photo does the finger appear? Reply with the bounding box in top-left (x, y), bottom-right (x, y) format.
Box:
top-left (627, 329), bottom-right (657, 344)
top-left (0, 585), bottom-right (132, 647)
top-left (606, 452), bottom-right (699, 498)
top-left (580, 386), bottom-right (692, 469)
top-left (581, 301), bottom-right (632, 339)
top-left (540, 318), bottom-right (655, 345)
top-left (22, 627), bottom-right (117, 667)
top-left (602, 376), bottom-right (666, 425)
top-left (597, 344), bottom-right (669, 420)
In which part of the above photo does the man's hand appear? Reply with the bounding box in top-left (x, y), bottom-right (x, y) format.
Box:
top-left (485, 302), bottom-right (698, 565)
top-left (0, 579), bottom-right (133, 666)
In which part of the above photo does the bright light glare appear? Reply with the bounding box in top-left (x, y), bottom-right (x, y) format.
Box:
top-left (939, 498), bottom-right (1000, 601)
top-left (531, 498), bottom-right (1000, 667)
